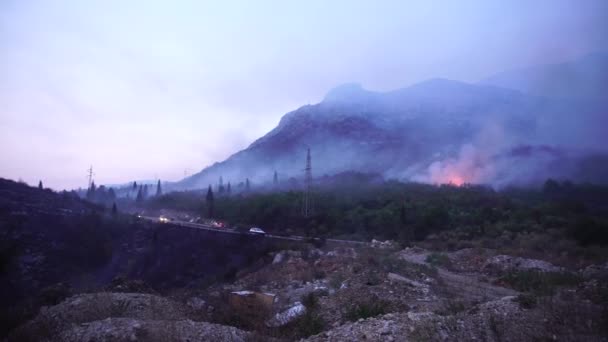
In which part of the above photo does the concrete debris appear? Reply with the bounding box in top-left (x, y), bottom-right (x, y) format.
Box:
top-left (266, 302), bottom-right (306, 327)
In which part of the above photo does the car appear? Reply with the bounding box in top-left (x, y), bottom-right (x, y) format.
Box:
top-left (249, 227), bottom-right (266, 235)
top-left (159, 215), bottom-right (170, 223)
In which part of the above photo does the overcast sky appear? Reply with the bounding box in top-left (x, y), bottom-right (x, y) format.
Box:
top-left (1, 0), bottom-right (607, 190)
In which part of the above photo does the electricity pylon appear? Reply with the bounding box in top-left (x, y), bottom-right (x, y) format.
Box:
top-left (302, 148), bottom-right (313, 217)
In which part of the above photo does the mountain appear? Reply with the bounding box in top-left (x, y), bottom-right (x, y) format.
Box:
top-left (480, 52), bottom-right (608, 101)
top-left (178, 77), bottom-right (607, 190)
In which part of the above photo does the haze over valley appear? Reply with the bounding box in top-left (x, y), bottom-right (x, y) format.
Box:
top-left (1, 1), bottom-right (608, 341)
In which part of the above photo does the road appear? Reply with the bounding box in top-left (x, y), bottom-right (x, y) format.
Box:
top-left (138, 216), bottom-right (367, 246)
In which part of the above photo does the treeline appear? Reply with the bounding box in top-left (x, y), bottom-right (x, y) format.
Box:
top-left (144, 175), bottom-right (608, 247)
top-left (82, 180), bottom-right (166, 212)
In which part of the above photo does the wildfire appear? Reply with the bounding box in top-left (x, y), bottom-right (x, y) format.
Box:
top-left (447, 175), bottom-right (465, 186)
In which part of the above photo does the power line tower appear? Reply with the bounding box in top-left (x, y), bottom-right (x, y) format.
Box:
top-left (302, 148), bottom-right (313, 217)
top-left (86, 165), bottom-right (95, 188)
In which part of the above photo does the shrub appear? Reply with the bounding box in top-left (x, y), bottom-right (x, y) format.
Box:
top-left (301, 292), bottom-right (318, 309)
top-left (515, 293), bottom-right (537, 309)
top-left (329, 273), bottom-right (345, 289)
top-left (435, 299), bottom-right (467, 316)
top-left (365, 272), bottom-right (383, 286)
top-left (313, 269), bottom-right (326, 279)
top-left (500, 270), bottom-right (582, 295)
top-left (425, 252), bottom-right (452, 268)
top-left (293, 311), bottom-right (325, 338)
top-left (344, 299), bottom-right (388, 321)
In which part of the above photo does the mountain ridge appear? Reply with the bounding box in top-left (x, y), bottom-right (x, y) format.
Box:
top-left (177, 55), bottom-right (608, 190)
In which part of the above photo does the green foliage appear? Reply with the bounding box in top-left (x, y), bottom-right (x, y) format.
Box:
top-left (144, 179), bottom-right (608, 253)
top-left (329, 273), bottom-right (345, 289)
top-left (435, 299), bottom-right (467, 316)
top-left (301, 292), bottom-right (318, 309)
top-left (293, 311), bottom-right (325, 338)
top-left (500, 270), bottom-right (582, 295)
top-left (344, 298), bottom-right (389, 321)
top-left (425, 252), bottom-right (452, 268)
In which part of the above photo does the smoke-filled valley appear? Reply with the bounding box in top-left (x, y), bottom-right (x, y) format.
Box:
top-left (3, 2), bottom-right (608, 341)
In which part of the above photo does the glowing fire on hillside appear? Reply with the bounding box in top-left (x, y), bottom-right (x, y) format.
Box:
top-left (446, 175), bottom-right (465, 186)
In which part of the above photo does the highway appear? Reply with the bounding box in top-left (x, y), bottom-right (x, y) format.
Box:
top-left (138, 216), bottom-right (367, 246)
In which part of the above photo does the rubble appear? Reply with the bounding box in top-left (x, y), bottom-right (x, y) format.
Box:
top-left (371, 239), bottom-right (398, 249)
top-left (483, 255), bottom-right (563, 274)
top-left (57, 318), bottom-right (250, 342)
top-left (187, 296), bottom-right (206, 312)
top-left (387, 273), bottom-right (430, 293)
top-left (266, 302), bottom-right (307, 327)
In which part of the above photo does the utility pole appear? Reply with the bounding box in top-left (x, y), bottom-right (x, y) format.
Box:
top-left (86, 165), bottom-right (95, 188)
top-left (302, 148), bottom-right (313, 218)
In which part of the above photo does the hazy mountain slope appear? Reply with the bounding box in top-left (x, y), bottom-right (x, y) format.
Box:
top-left (480, 52), bottom-right (608, 101)
top-left (177, 75), bottom-right (607, 190)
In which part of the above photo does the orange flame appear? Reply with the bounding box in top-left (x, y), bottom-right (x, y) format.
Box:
top-left (447, 175), bottom-right (465, 186)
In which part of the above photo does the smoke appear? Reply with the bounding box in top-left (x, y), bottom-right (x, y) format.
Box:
top-left (411, 122), bottom-right (506, 186)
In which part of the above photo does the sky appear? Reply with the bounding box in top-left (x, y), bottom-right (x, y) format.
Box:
top-left (1, 0), bottom-right (607, 190)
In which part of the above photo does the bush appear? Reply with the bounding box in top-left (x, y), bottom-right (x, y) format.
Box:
top-left (569, 217), bottom-right (608, 246)
top-left (293, 311), bottom-right (325, 338)
top-left (500, 270), bottom-right (582, 295)
top-left (329, 273), bottom-right (345, 289)
top-left (301, 292), bottom-right (318, 309)
top-left (515, 293), bottom-right (537, 309)
top-left (435, 299), bottom-right (467, 316)
top-left (425, 252), bottom-right (452, 268)
top-left (344, 299), bottom-right (388, 321)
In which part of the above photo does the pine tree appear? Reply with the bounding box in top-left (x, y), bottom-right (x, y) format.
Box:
top-left (97, 185), bottom-right (107, 203)
top-left (273, 171), bottom-right (278, 185)
top-left (86, 181), bottom-right (96, 201)
top-left (111, 202), bottom-right (118, 215)
top-left (156, 180), bottom-right (162, 196)
top-left (108, 188), bottom-right (116, 201)
top-left (206, 185), bottom-right (214, 218)
top-left (38, 180), bottom-right (43, 190)
top-left (136, 186), bottom-right (143, 203)
top-left (218, 176), bottom-right (225, 194)
top-left (132, 181), bottom-right (137, 190)
top-left (227, 182), bottom-right (231, 194)
top-left (143, 184), bottom-right (149, 198)
top-left (245, 178), bottom-right (250, 191)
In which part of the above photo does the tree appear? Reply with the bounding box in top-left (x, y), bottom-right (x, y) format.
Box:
top-left (108, 188), bottom-right (116, 201)
top-left (111, 202), bottom-right (118, 215)
top-left (206, 185), bottom-right (214, 218)
top-left (218, 176), bottom-right (225, 194)
top-left (227, 182), bottom-right (231, 194)
top-left (132, 181), bottom-right (137, 190)
top-left (543, 178), bottom-right (560, 196)
top-left (38, 180), bottom-right (43, 190)
top-left (136, 185), bottom-right (143, 204)
top-left (156, 180), bottom-right (162, 196)
top-left (97, 185), bottom-right (107, 203)
top-left (273, 171), bottom-right (278, 185)
top-left (143, 184), bottom-right (149, 198)
top-left (86, 181), bottom-right (96, 201)
top-left (245, 178), bottom-right (250, 191)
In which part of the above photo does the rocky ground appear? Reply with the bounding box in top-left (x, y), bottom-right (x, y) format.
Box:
top-left (11, 242), bottom-right (608, 341)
